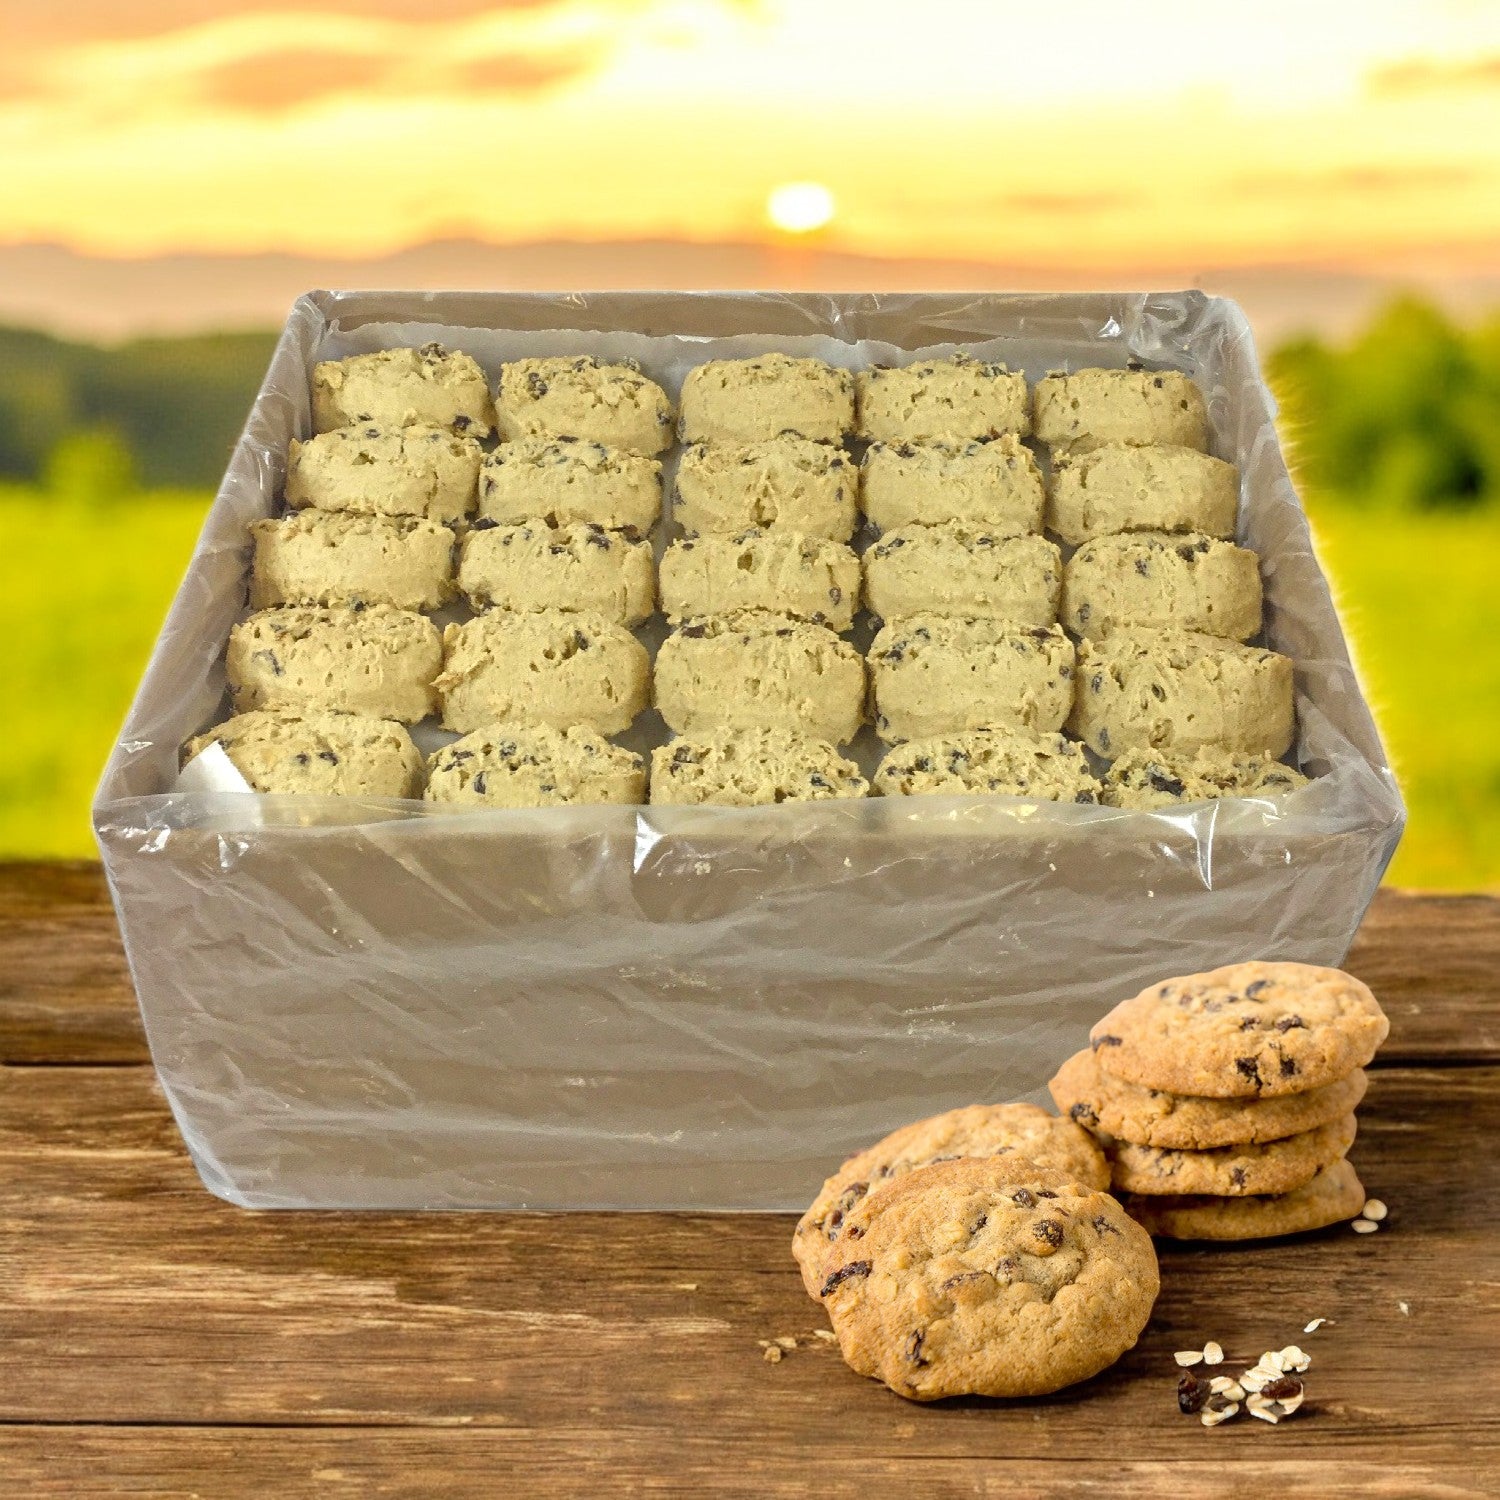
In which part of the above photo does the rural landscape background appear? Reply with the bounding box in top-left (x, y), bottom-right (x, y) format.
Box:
top-left (1, 0), bottom-right (1497, 887)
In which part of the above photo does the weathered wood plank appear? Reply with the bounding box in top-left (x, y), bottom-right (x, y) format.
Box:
top-left (0, 1430), bottom-right (1487, 1500)
top-left (1, 1063), bottom-right (1494, 1471)
top-left (2, 864), bottom-right (1498, 1066)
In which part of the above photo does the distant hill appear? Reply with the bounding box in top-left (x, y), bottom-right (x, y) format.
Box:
top-left (4, 238), bottom-right (1500, 344)
top-left (0, 325), bottom-right (278, 487)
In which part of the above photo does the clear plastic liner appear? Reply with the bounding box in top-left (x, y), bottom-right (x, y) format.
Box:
top-left (94, 291), bottom-right (1403, 1210)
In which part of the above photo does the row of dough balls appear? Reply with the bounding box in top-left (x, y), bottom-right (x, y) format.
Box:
top-left (220, 601), bottom-right (1296, 761)
top-left (184, 710), bottom-right (1305, 811)
top-left (306, 343), bottom-right (1209, 453)
top-left (246, 519), bottom-right (1263, 644)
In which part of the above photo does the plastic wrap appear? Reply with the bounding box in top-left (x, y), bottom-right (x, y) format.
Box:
top-left (93, 290), bottom-right (1403, 1210)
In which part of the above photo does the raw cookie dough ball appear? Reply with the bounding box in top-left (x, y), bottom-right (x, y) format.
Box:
top-left (249, 511), bottom-right (455, 613)
top-left (425, 722), bottom-right (645, 807)
top-left (227, 605), bottom-right (441, 723)
top-left (493, 355), bottom-right (673, 455)
top-left (649, 727), bottom-right (867, 807)
top-left (182, 709), bottom-right (424, 798)
top-left (285, 425), bottom-right (482, 524)
top-left (435, 609), bottom-right (650, 736)
top-left (311, 343), bottom-right (494, 435)
top-left (679, 354), bottom-right (854, 445)
top-left (856, 353), bottom-right (1030, 443)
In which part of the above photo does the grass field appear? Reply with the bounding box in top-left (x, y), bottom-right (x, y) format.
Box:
top-left (2, 487), bottom-right (1497, 889)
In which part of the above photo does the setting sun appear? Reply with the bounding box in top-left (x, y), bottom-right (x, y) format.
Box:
top-left (767, 182), bottom-right (836, 236)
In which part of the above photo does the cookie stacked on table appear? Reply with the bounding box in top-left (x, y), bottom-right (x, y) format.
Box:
top-left (790, 1101), bottom-right (1160, 1402)
top-left (1049, 961), bottom-right (1387, 1240)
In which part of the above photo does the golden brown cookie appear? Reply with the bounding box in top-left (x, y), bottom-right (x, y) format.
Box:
top-left (817, 1159), bottom-right (1159, 1400)
top-left (1049, 1048), bottom-right (1368, 1149)
top-left (1108, 1114), bottom-right (1356, 1197)
top-left (1090, 962), bottom-right (1389, 1099)
top-left (1124, 1159), bottom-right (1366, 1241)
top-left (792, 1102), bottom-right (1108, 1298)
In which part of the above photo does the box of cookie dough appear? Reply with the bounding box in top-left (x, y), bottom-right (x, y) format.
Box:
top-left (93, 290), bottom-right (1403, 1210)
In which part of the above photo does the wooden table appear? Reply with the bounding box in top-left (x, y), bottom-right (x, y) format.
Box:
top-left (2, 864), bottom-right (1497, 1498)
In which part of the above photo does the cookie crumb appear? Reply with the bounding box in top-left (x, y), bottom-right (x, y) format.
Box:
top-left (775, 1336), bottom-right (797, 1350)
top-left (674, 1282), bottom-right (698, 1291)
top-left (762, 1345), bottom-right (783, 1364)
top-left (811, 1329), bottom-right (837, 1343)
top-left (1175, 1350), bottom-right (1205, 1367)
top-left (1398, 1300), bottom-right (1409, 1316)
top-left (1202, 1341), bottom-right (1224, 1366)
top-left (1303, 1318), bottom-right (1330, 1333)
top-left (1352, 1218), bottom-right (1379, 1234)
top-left (1363, 1198), bottom-right (1388, 1222)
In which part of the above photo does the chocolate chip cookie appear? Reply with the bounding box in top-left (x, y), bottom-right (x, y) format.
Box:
top-left (816, 1159), bottom-right (1159, 1400)
top-left (1089, 962), bottom-right (1390, 1099)
top-left (1049, 1047), bottom-right (1367, 1149)
top-left (1123, 1159), bottom-right (1367, 1242)
top-left (793, 1102), bottom-right (1108, 1298)
top-left (1108, 1113), bottom-right (1356, 1197)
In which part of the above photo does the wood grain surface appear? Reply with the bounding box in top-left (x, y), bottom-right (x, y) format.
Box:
top-left (1, 863), bottom-right (1497, 1498)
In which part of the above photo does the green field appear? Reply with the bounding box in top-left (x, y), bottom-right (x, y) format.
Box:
top-left (2, 486), bottom-right (1496, 888)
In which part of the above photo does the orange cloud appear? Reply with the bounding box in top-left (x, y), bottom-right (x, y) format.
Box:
top-left (455, 46), bottom-right (604, 95)
top-left (1370, 54), bottom-right (1500, 95)
top-left (200, 48), bottom-right (394, 112)
top-left (1234, 164), bottom-right (1480, 196)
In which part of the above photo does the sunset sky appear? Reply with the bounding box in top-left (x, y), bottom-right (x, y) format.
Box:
top-left (1, 0), bottom-right (1498, 276)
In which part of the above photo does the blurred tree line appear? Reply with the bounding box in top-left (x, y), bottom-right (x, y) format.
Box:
top-left (0, 298), bottom-right (1497, 506)
top-left (0, 324), bottom-right (277, 493)
top-left (1268, 297), bottom-right (1500, 509)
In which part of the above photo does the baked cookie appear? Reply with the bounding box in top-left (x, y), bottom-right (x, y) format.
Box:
top-left (1069, 627), bottom-right (1295, 759)
top-left (286, 425), bottom-right (482, 524)
top-left (659, 530), bottom-right (860, 631)
top-left (874, 727), bottom-right (1100, 802)
top-left (182, 709), bottom-right (423, 798)
top-left (864, 526), bottom-right (1061, 626)
top-left (1090, 961), bottom-right (1390, 1099)
top-left (1063, 532), bottom-right (1262, 641)
top-left (311, 343), bottom-right (493, 435)
top-left (678, 354), bottom-right (854, 445)
top-left (1047, 444), bottom-right (1239, 545)
top-left (674, 438), bottom-right (858, 542)
top-left (868, 617), bottom-right (1075, 743)
top-left (226, 605), bottom-right (440, 723)
top-left (1048, 1048), bottom-right (1367, 1149)
top-left (249, 511), bottom-right (455, 613)
top-left (477, 438), bottom-right (662, 536)
top-left (493, 356), bottom-right (672, 455)
top-left (861, 436), bottom-right (1044, 535)
top-left (793, 1102), bottom-right (1109, 1298)
top-left (649, 727), bottom-right (867, 807)
top-left (855, 354), bottom-right (1030, 443)
top-left (654, 612), bottom-right (865, 745)
top-left (1109, 1113), bottom-right (1356, 1198)
top-left (424, 722), bottom-right (644, 807)
top-left (1033, 368), bottom-right (1208, 453)
top-left (1123, 1159), bottom-right (1366, 1242)
top-left (458, 520), bottom-right (655, 625)
top-left (1102, 746), bottom-right (1308, 810)
top-left (816, 1159), bottom-right (1159, 1400)
top-left (435, 609), bottom-right (650, 736)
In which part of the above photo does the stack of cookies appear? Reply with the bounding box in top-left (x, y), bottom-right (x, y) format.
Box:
top-left (1049, 961), bottom-right (1388, 1240)
top-left (791, 1102), bottom-right (1160, 1401)
top-left (186, 341), bottom-right (1308, 812)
